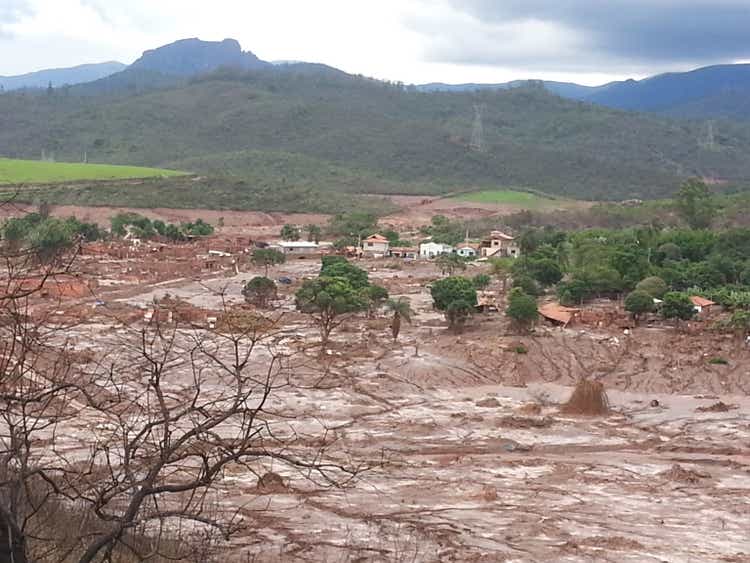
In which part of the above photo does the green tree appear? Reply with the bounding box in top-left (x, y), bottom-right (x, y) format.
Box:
top-left (321, 255), bottom-right (348, 269)
top-left (280, 224), bottom-right (301, 241)
top-left (676, 178), bottom-right (715, 230)
top-left (320, 260), bottom-right (369, 289)
top-left (657, 242), bottom-right (682, 262)
top-left (421, 215), bottom-right (464, 246)
top-left (524, 257), bottom-right (563, 287)
top-left (505, 287), bottom-right (538, 332)
top-left (512, 274), bottom-right (541, 297)
top-left (27, 218), bottom-right (74, 263)
top-left (305, 224), bottom-right (322, 243)
top-left (163, 223), bottom-right (184, 241)
top-left (661, 292), bottom-right (697, 323)
top-left (152, 219), bottom-right (167, 236)
top-left (430, 276), bottom-right (477, 331)
top-left (385, 297), bottom-right (413, 342)
top-left (445, 300), bottom-right (474, 332)
top-left (242, 276), bottom-right (277, 308)
top-left (328, 212), bottom-right (377, 237)
top-left (624, 290), bottom-right (656, 323)
top-left (182, 218), bottom-right (214, 236)
top-left (295, 277), bottom-right (366, 345)
top-left (728, 310), bottom-right (750, 338)
top-left (635, 276), bottom-right (668, 299)
top-left (360, 284), bottom-right (389, 317)
top-left (435, 253), bottom-right (466, 276)
top-left (251, 248), bottom-right (286, 276)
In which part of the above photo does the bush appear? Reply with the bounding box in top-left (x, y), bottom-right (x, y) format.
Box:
top-left (472, 273), bottom-right (491, 289)
top-left (708, 357), bottom-right (729, 365)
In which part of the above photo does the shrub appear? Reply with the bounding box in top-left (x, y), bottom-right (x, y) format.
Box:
top-left (472, 273), bottom-right (491, 289)
top-left (708, 357), bottom-right (729, 365)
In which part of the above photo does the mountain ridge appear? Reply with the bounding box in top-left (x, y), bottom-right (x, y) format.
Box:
top-left (0, 61), bottom-right (126, 91)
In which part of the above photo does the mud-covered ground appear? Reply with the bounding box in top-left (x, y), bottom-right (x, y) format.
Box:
top-left (50, 258), bottom-right (750, 562)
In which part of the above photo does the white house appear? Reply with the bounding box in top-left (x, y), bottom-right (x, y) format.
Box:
top-left (420, 242), bottom-right (454, 258)
top-left (361, 234), bottom-right (390, 256)
top-left (274, 241), bottom-right (332, 255)
top-left (456, 246), bottom-right (477, 258)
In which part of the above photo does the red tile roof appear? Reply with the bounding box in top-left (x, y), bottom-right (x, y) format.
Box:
top-left (539, 303), bottom-right (580, 326)
top-left (365, 234), bottom-right (389, 242)
top-left (690, 296), bottom-right (715, 308)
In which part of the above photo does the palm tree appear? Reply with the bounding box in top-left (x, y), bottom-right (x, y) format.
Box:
top-left (385, 298), bottom-right (413, 342)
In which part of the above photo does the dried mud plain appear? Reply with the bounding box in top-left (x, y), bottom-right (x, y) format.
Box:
top-left (48, 254), bottom-right (750, 563)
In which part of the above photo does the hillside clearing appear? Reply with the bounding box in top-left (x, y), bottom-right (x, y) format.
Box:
top-left (0, 158), bottom-right (183, 184)
top-left (454, 189), bottom-right (565, 208)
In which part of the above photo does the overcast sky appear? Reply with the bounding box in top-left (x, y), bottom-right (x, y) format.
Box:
top-left (2, 0), bottom-right (750, 85)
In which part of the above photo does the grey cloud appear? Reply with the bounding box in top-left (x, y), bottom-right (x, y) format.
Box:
top-left (410, 0), bottom-right (750, 73)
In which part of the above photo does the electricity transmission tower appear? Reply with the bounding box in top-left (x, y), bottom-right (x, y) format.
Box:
top-left (470, 104), bottom-right (486, 152)
top-left (700, 120), bottom-right (717, 151)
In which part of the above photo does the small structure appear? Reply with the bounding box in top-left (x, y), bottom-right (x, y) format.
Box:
top-left (456, 245), bottom-right (477, 258)
top-left (476, 290), bottom-right (499, 312)
top-left (480, 231), bottom-right (520, 258)
top-left (539, 302), bottom-right (580, 327)
top-left (361, 234), bottom-right (390, 257)
top-left (389, 246), bottom-right (418, 260)
top-left (690, 296), bottom-right (716, 315)
top-left (273, 241), bottom-right (332, 256)
top-left (419, 242), bottom-right (454, 259)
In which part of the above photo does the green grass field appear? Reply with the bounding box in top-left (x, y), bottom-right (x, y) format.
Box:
top-left (454, 189), bottom-right (565, 209)
top-left (0, 158), bottom-right (184, 184)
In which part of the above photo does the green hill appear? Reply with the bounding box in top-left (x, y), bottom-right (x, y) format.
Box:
top-left (0, 158), bottom-right (183, 184)
top-left (2, 67), bottom-right (750, 210)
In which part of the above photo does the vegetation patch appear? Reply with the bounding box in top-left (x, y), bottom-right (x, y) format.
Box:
top-left (0, 157), bottom-right (183, 184)
top-left (455, 189), bottom-right (563, 209)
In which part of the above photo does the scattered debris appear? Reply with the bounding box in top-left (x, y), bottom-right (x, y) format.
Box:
top-left (696, 401), bottom-right (738, 413)
top-left (476, 397), bottom-right (501, 408)
top-left (659, 464), bottom-right (710, 484)
top-left (496, 416), bottom-right (554, 429)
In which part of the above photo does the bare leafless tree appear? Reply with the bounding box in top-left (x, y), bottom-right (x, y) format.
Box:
top-left (0, 233), bottom-right (364, 561)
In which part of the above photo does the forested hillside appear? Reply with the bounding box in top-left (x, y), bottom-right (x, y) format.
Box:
top-left (2, 65), bottom-right (750, 205)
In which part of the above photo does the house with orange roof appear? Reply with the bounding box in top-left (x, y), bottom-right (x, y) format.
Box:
top-left (361, 234), bottom-right (390, 256)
